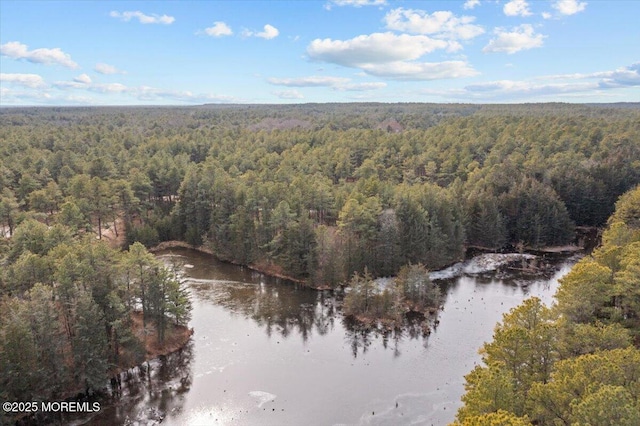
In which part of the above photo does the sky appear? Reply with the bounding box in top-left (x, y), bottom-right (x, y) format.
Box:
top-left (1, 0), bottom-right (639, 106)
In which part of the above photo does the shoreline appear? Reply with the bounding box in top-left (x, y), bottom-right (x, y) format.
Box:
top-left (148, 240), bottom-right (316, 287)
top-left (12, 315), bottom-right (194, 426)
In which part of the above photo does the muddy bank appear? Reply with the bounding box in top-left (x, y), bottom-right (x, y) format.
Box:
top-left (148, 240), bottom-right (311, 286)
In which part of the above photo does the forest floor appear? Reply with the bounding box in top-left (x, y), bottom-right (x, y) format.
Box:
top-left (130, 311), bottom-right (193, 361)
top-left (100, 217), bottom-right (126, 249)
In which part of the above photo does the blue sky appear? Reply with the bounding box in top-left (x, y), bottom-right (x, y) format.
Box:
top-left (1, 0), bottom-right (638, 105)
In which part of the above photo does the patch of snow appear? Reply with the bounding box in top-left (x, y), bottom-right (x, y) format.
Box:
top-left (249, 390), bottom-right (277, 408)
top-left (430, 253), bottom-right (536, 281)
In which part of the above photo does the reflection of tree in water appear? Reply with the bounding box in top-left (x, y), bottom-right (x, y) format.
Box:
top-left (251, 284), bottom-right (337, 341)
top-left (193, 279), bottom-right (338, 341)
top-left (343, 312), bottom-right (437, 359)
top-left (193, 277), bottom-right (443, 358)
top-left (86, 340), bottom-right (195, 425)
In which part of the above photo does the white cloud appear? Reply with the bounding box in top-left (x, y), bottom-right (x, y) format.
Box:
top-left (94, 63), bottom-right (126, 75)
top-left (360, 61), bottom-right (479, 80)
top-left (205, 22), bottom-right (233, 37)
top-left (384, 8), bottom-right (484, 40)
top-left (542, 12), bottom-right (553, 19)
top-left (273, 90), bottom-right (304, 99)
top-left (0, 87), bottom-right (53, 104)
top-left (49, 76), bottom-right (238, 104)
top-left (307, 32), bottom-right (458, 68)
top-left (243, 24), bottom-right (280, 39)
top-left (268, 76), bottom-right (351, 87)
top-left (463, 0), bottom-right (480, 10)
top-left (110, 11), bottom-right (175, 25)
top-left (464, 79), bottom-right (596, 98)
top-left (73, 74), bottom-right (92, 84)
top-left (593, 63), bottom-right (640, 88)
top-left (552, 0), bottom-right (587, 15)
top-left (89, 83), bottom-right (129, 94)
top-left (328, 0), bottom-right (386, 7)
top-left (337, 82), bottom-right (387, 91)
top-left (504, 0), bottom-right (532, 17)
top-left (429, 63), bottom-right (640, 101)
top-left (268, 75), bottom-right (387, 91)
top-left (0, 41), bottom-right (78, 68)
top-left (0, 73), bottom-right (46, 88)
top-left (483, 25), bottom-right (545, 54)
top-left (307, 32), bottom-right (477, 81)
top-left (256, 24), bottom-right (279, 39)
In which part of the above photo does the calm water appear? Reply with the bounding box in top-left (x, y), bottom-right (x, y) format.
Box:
top-left (76, 248), bottom-right (578, 426)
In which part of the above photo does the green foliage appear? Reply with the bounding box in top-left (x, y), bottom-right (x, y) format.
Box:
top-left (554, 259), bottom-right (615, 323)
top-left (453, 410), bottom-right (531, 426)
top-left (0, 227), bottom-right (192, 406)
top-left (3, 104), bottom-right (638, 285)
top-left (528, 348), bottom-right (640, 425)
top-left (456, 185), bottom-right (640, 425)
top-left (499, 178), bottom-right (574, 248)
top-left (395, 263), bottom-right (441, 311)
top-left (343, 264), bottom-right (440, 326)
top-left (2, 104), bottom-right (640, 420)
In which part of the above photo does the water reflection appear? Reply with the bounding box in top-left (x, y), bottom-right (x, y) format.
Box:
top-left (76, 341), bottom-right (194, 425)
top-left (160, 249), bottom-right (444, 355)
top-left (118, 248), bottom-right (577, 426)
top-left (161, 248), bottom-right (571, 360)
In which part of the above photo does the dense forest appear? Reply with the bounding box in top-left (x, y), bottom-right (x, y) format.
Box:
top-left (454, 185), bottom-right (640, 425)
top-left (0, 103), bottom-right (639, 422)
top-left (1, 103), bottom-right (638, 288)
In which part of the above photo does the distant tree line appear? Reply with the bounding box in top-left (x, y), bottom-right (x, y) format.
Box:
top-left (1, 104), bottom-right (638, 286)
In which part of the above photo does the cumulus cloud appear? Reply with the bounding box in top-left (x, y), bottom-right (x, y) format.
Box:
top-left (463, 0), bottom-right (480, 9)
top-left (0, 41), bottom-right (78, 68)
top-left (49, 76), bottom-right (238, 104)
top-left (256, 24), bottom-right (279, 39)
top-left (273, 90), bottom-right (304, 99)
top-left (307, 32), bottom-right (458, 68)
top-left (110, 11), bottom-right (175, 25)
top-left (360, 61), bottom-right (479, 80)
top-left (268, 75), bottom-right (387, 91)
top-left (327, 0), bottom-right (386, 7)
top-left (483, 24), bottom-right (545, 54)
top-left (464, 80), bottom-right (594, 96)
top-left (306, 32), bottom-right (477, 81)
top-left (268, 76), bottom-right (351, 87)
top-left (205, 22), bottom-right (233, 37)
top-left (593, 63), bottom-right (640, 88)
top-left (243, 24), bottom-right (279, 39)
top-left (504, 0), bottom-right (532, 17)
top-left (431, 63), bottom-right (640, 101)
top-left (552, 0), bottom-right (587, 15)
top-left (0, 87), bottom-right (53, 104)
top-left (0, 73), bottom-right (46, 88)
top-left (94, 63), bottom-right (126, 75)
top-left (384, 8), bottom-right (484, 40)
top-left (73, 74), bottom-right (92, 84)
top-left (337, 82), bottom-right (388, 91)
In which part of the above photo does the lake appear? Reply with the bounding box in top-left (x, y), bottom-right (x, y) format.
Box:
top-left (78, 248), bottom-right (578, 426)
